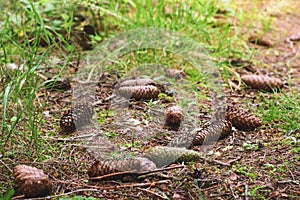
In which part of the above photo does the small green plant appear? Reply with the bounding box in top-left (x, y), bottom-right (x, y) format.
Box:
top-left (144, 99), bottom-right (159, 108)
top-left (185, 67), bottom-right (203, 83)
top-left (97, 110), bottom-right (113, 125)
top-left (290, 146), bottom-right (300, 154)
top-left (232, 165), bottom-right (257, 179)
top-left (124, 141), bottom-right (140, 148)
top-left (249, 185), bottom-right (266, 199)
top-left (104, 131), bottom-right (119, 138)
top-left (240, 141), bottom-right (260, 151)
top-left (261, 17), bottom-right (273, 33)
top-left (158, 93), bottom-right (174, 102)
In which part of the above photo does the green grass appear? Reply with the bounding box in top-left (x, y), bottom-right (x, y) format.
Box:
top-left (260, 90), bottom-right (300, 132)
top-left (0, 0), bottom-right (76, 155)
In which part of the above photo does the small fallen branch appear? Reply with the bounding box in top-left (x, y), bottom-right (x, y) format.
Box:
top-left (102, 179), bottom-right (170, 190)
top-left (88, 170), bottom-right (137, 181)
top-left (53, 179), bottom-right (170, 190)
top-left (15, 189), bottom-right (99, 200)
top-left (0, 159), bottom-right (13, 173)
top-left (137, 187), bottom-right (169, 200)
top-left (89, 165), bottom-right (184, 181)
top-left (277, 180), bottom-right (299, 185)
top-left (209, 156), bottom-right (241, 167)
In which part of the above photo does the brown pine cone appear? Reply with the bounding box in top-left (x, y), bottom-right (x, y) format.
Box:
top-left (117, 78), bottom-right (156, 88)
top-left (60, 103), bottom-right (94, 133)
top-left (145, 146), bottom-right (203, 168)
top-left (60, 109), bottom-right (76, 133)
top-left (117, 85), bottom-right (159, 100)
top-left (190, 120), bottom-right (232, 147)
top-left (241, 74), bottom-right (284, 92)
top-left (13, 165), bottom-right (52, 198)
top-left (88, 157), bottom-right (156, 179)
top-left (164, 106), bottom-right (184, 131)
top-left (226, 104), bottom-right (262, 131)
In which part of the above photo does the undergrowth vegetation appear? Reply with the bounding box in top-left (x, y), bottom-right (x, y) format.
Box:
top-left (0, 0), bottom-right (244, 157)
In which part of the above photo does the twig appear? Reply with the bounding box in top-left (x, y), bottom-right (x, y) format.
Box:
top-left (229, 184), bottom-right (240, 200)
top-left (227, 156), bottom-right (242, 164)
top-left (52, 179), bottom-right (94, 188)
top-left (18, 161), bottom-right (73, 167)
top-left (285, 165), bottom-right (295, 181)
top-left (45, 128), bottom-right (104, 142)
top-left (45, 137), bottom-right (87, 142)
top-left (277, 180), bottom-right (299, 184)
top-left (209, 192), bottom-right (228, 198)
top-left (201, 184), bottom-right (220, 192)
top-left (11, 195), bottom-right (25, 200)
top-left (137, 187), bottom-right (169, 200)
top-left (138, 165), bottom-right (184, 175)
top-left (263, 149), bottom-right (267, 160)
top-left (21, 189), bottom-right (99, 200)
top-left (245, 184), bottom-right (248, 200)
top-left (35, 72), bottom-right (48, 81)
top-left (89, 170), bottom-right (137, 181)
top-left (107, 180), bottom-right (170, 190)
top-left (211, 159), bottom-right (231, 166)
top-left (61, 132), bottom-right (103, 140)
top-left (209, 156), bottom-right (241, 167)
top-left (174, 178), bottom-right (187, 190)
top-left (287, 38), bottom-right (297, 54)
top-left (0, 159), bottom-right (13, 173)
top-left (92, 99), bottom-right (105, 106)
top-left (54, 179), bottom-right (170, 190)
top-left (228, 80), bottom-right (241, 91)
top-left (131, 105), bottom-right (147, 111)
top-left (282, 38), bottom-right (297, 60)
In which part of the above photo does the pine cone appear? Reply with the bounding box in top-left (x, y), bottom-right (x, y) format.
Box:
top-left (60, 103), bottom-right (94, 133)
top-left (145, 146), bottom-right (203, 168)
top-left (225, 104), bottom-right (262, 131)
top-left (117, 78), bottom-right (156, 88)
top-left (166, 69), bottom-right (186, 80)
top-left (241, 74), bottom-right (284, 92)
top-left (164, 106), bottom-right (184, 130)
top-left (88, 157), bottom-right (156, 179)
top-left (13, 165), bottom-right (52, 198)
top-left (190, 120), bottom-right (232, 147)
top-left (117, 85), bottom-right (159, 100)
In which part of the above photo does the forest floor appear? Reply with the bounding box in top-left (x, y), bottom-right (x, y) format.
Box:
top-left (0, 0), bottom-right (299, 199)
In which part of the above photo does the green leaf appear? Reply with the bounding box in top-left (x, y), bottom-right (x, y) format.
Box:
top-left (1, 188), bottom-right (15, 200)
